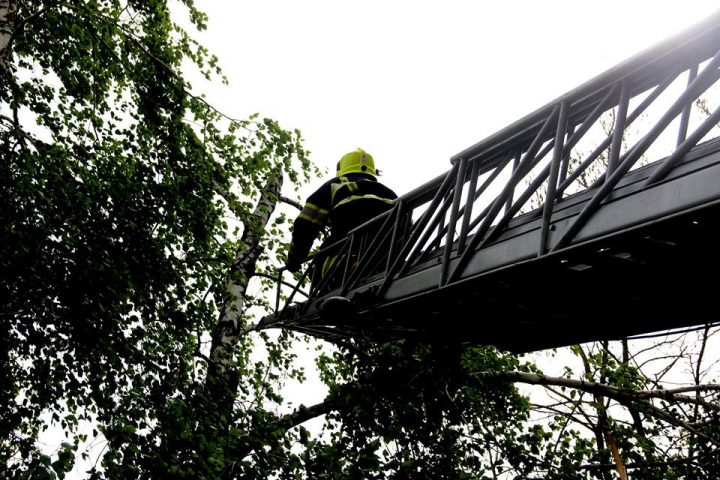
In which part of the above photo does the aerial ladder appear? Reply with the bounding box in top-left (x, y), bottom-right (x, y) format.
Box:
top-left (261, 11), bottom-right (720, 353)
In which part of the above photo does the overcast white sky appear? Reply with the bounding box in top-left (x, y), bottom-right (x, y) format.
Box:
top-left (189, 0), bottom-right (720, 198)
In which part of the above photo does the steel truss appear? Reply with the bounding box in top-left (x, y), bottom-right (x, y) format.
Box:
top-left (261, 11), bottom-right (720, 351)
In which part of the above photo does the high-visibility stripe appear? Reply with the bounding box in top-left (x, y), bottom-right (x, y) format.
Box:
top-left (334, 194), bottom-right (395, 208)
top-left (299, 213), bottom-right (324, 225)
top-left (306, 203), bottom-right (329, 215)
top-left (322, 256), bottom-right (333, 277)
top-left (299, 203), bottom-right (328, 226)
top-left (322, 254), bottom-right (345, 277)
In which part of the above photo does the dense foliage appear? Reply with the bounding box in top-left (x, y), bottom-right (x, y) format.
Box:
top-left (1, 1), bottom-right (311, 477)
top-left (2, 2), bottom-right (718, 479)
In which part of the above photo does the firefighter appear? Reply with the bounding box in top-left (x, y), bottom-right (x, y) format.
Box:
top-left (285, 148), bottom-right (398, 286)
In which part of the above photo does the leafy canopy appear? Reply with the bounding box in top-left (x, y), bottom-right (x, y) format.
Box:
top-left (1, 0), bottom-right (312, 476)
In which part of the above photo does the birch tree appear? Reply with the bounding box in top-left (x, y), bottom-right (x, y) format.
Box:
top-left (1, 1), bottom-right (314, 477)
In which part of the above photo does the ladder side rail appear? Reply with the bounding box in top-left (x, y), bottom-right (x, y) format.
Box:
top-left (606, 80), bottom-right (631, 179)
top-left (270, 274), bottom-right (310, 316)
top-left (485, 96), bottom-right (629, 249)
top-left (562, 82), bottom-right (620, 155)
top-left (582, 69), bottom-right (689, 192)
top-left (324, 206), bottom-right (397, 296)
top-left (504, 148), bottom-right (522, 215)
top-left (340, 206), bottom-right (399, 295)
top-left (553, 47), bottom-right (720, 252)
top-left (587, 62), bottom-right (720, 202)
top-left (484, 160), bottom-right (554, 247)
top-left (339, 229), bottom-right (357, 291)
top-left (302, 235), bottom-right (353, 307)
top-left (400, 188), bottom-right (456, 275)
top-left (558, 123), bottom-right (574, 187)
top-left (377, 161), bottom-right (460, 298)
top-left (275, 265), bottom-right (312, 321)
top-left (372, 57), bottom-right (687, 289)
top-left (342, 225), bottom-right (396, 295)
top-left (544, 80), bottom-right (625, 204)
top-left (283, 226), bottom-right (362, 305)
top-left (467, 141), bottom-right (556, 251)
top-left (448, 106), bottom-right (560, 283)
top-left (435, 150), bottom-right (516, 254)
top-left (450, 10), bottom-right (720, 165)
top-left (556, 66), bottom-right (683, 198)
top-left (461, 150), bottom-right (527, 237)
top-left (433, 149), bottom-right (544, 259)
top-left (447, 141), bottom-right (556, 259)
top-left (386, 200), bottom-right (407, 272)
top-left (272, 203), bottom-right (398, 321)
top-left (425, 194), bottom-right (464, 259)
top-left (471, 134), bottom-right (557, 237)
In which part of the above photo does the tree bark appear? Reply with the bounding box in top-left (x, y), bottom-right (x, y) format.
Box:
top-left (0, 0), bottom-right (16, 77)
top-left (206, 170), bottom-right (283, 419)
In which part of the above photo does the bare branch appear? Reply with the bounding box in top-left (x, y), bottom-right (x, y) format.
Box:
top-left (580, 454), bottom-right (708, 472)
top-left (279, 195), bottom-right (302, 211)
top-left (475, 371), bottom-right (720, 447)
top-left (641, 384), bottom-right (720, 396)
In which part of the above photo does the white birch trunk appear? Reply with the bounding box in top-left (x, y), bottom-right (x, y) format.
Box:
top-left (210, 170), bottom-right (284, 372)
top-left (0, 0), bottom-right (16, 76)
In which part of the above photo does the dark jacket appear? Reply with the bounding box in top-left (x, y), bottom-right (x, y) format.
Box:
top-left (287, 173), bottom-right (397, 271)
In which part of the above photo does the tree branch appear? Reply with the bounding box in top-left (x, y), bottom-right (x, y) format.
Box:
top-left (580, 455), bottom-right (703, 471)
top-left (635, 384), bottom-right (720, 411)
top-left (279, 195), bottom-right (302, 211)
top-left (0, 114), bottom-right (39, 148)
top-left (278, 397), bottom-right (337, 430)
top-left (475, 371), bottom-right (720, 447)
top-left (232, 395), bottom-right (339, 463)
top-left (54, 1), bottom-right (256, 132)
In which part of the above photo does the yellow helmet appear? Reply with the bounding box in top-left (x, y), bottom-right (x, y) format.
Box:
top-left (336, 148), bottom-right (376, 177)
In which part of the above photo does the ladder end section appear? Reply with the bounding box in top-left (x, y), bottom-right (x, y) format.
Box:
top-left (257, 312), bottom-right (279, 329)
